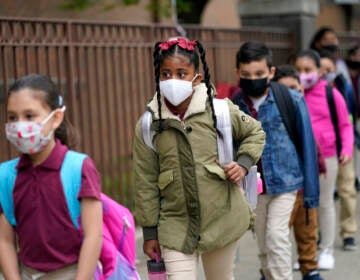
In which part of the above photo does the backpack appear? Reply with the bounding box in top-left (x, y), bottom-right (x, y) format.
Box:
top-left (270, 82), bottom-right (302, 155)
top-left (141, 98), bottom-right (258, 207)
top-left (270, 82), bottom-right (343, 158)
top-left (0, 151), bottom-right (140, 280)
top-left (325, 85), bottom-right (342, 157)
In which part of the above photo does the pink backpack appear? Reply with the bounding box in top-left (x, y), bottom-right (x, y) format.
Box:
top-left (97, 194), bottom-right (139, 279)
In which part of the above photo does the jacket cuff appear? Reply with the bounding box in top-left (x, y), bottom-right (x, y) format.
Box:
top-left (237, 154), bottom-right (254, 172)
top-left (143, 226), bottom-right (158, 241)
top-left (303, 197), bottom-right (319, 208)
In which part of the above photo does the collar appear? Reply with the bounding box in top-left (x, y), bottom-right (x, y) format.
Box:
top-left (17, 139), bottom-right (68, 171)
top-left (239, 87), bottom-right (274, 105)
top-left (147, 83), bottom-right (209, 120)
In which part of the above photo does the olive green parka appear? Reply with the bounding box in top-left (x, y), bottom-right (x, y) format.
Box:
top-left (133, 83), bottom-right (265, 254)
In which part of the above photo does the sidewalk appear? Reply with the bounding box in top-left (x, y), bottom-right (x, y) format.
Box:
top-left (135, 192), bottom-right (360, 280)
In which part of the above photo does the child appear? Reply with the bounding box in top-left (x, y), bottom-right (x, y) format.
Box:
top-left (0, 74), bottom-right (102, 279)
top-left (231, 42), bottom-right (319, 280)
top-left (133, 37), bottom-right (265, 280)
top-left (310, 26), bottom-right (352, 85)
top-left (294, 50), bottom-right (354, 269)
top-left (319, 51), bottom-right (358, 251)
top-left (273, 64), bottom-right (324, 280)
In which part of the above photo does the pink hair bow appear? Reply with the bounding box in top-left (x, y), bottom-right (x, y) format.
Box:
top-left (159, 37), bottom-right (197, 51)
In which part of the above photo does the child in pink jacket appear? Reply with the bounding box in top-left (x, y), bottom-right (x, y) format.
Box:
top-left (294, 50), bottom-right (354, 271)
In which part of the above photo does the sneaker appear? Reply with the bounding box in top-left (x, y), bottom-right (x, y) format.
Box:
top-left (303, 270), bottom-right (324, 280)
top-left (293, 261), bottom-right (300, 270)
top-left (318, 249), bottom-right (334, 270)
top-left (343, 237), bottom-right (357, 251)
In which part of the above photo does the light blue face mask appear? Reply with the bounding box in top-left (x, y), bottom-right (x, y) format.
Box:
top-left (323, 72), bottom-right (337, 84)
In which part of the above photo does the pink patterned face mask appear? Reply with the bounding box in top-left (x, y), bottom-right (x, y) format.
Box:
top-left (299, 72), bottom-right (319, 90)
top-left (5, 107), bottom-right (65, 154)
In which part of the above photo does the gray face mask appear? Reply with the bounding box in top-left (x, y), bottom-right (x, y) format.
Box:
top-left (322, 72), bottom-right (337, 83)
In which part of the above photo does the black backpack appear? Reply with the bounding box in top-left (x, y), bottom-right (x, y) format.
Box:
top-left (325, 85), bottom-right (341, 157)
top-left (268, 83), bottom-right (340, 158)
top-left (270, 82), bottom-right (302, 156)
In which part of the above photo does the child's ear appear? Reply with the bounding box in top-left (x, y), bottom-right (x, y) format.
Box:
top-left (268, 66), bottom-right (276, 80)
top-left (52, 108), bottom-right (65, 130)
top-left (193, 73), bottom-right (202, 85)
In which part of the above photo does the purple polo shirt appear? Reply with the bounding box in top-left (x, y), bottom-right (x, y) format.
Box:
top-left (0, 140), bottom-right (101, 272)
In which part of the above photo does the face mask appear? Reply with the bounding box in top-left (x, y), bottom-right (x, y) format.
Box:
top-left (160, 74), bottom-right (199, 106)
top-left (5, 107), bottom-right (66, 154)
top-left (299, 72), bottom-right (319, 90)
top-left (239, 77), bottom-right (269, 98)
top-left (322, 72), bottom-right (337, 83)
top-left (322, 45), bottom-right (338, 53)
top-left (346, 59), bottom-right (360, 70)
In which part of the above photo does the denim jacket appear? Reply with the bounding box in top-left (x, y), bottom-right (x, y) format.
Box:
top-left (233, 87), bottom-right (319, 208)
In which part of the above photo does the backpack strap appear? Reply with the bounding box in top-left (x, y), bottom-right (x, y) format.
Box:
top-left (0, 152), bottom-right (86, 229)
top-left (326, 85), bottom-right (341, 157)
top-left (270, 82), bottom-right (302, 155)
top-left (213, 98), bottom-right (233, 167)
top-left (0, 158), bottom-right (20, 226)
top-left (60, 150), bottom-right (87, 229)
top-left (141, 111), bottom-right (156, 151)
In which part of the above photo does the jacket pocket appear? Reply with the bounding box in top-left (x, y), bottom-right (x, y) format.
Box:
top-left (158, 169), bottom-right (174, 190)
top-left (204, 164), bottom-right (226, 180)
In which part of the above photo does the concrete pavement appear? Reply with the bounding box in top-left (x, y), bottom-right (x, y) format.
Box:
top-left (135, 192), bottom-right (360, 280)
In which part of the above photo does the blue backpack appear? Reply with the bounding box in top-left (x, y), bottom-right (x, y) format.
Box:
top-left (0, 151), bottom-right (140, 280)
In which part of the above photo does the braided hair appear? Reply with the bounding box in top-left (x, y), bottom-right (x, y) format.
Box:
top-left (196, 40), bottom-right (217, 131)
top-left (153, 37), bottom-right (217, 133)
top-left (153, 42), bottom-right (163, 132)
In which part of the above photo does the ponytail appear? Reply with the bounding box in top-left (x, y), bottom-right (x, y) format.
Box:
top-left (55, 115), bottom-right (80, 150)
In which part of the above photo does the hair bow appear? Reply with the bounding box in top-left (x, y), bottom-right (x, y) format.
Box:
top-left (159, 37), bottom-right (197, 51)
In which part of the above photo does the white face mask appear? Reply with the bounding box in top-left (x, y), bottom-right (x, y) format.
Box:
top-left (160, 74), bottom-right (199, 106)
top-left (5, 106), bottom-right (66, 154)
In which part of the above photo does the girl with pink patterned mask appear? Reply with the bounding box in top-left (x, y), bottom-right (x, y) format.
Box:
top-left (1, 74), bottom-right (102, 279)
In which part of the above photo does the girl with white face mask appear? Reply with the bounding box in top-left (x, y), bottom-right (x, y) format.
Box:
top-left (0, 74), bottom-right (102, 279)
top-left (295, 50), bottom-right (354, 270)
top-left (133, 37), bottom-right (266, 280)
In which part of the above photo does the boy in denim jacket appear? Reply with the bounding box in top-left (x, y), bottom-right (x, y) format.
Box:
top-left (232, 42), bottom-right (319, 280)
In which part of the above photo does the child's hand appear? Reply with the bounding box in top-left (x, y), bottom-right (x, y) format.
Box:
top-left (339, 154), bottom-right (351, 166)
top-left (224, 161), bottom-right (247, 184)
top-left (143, 239), bottom-right (161, 260)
